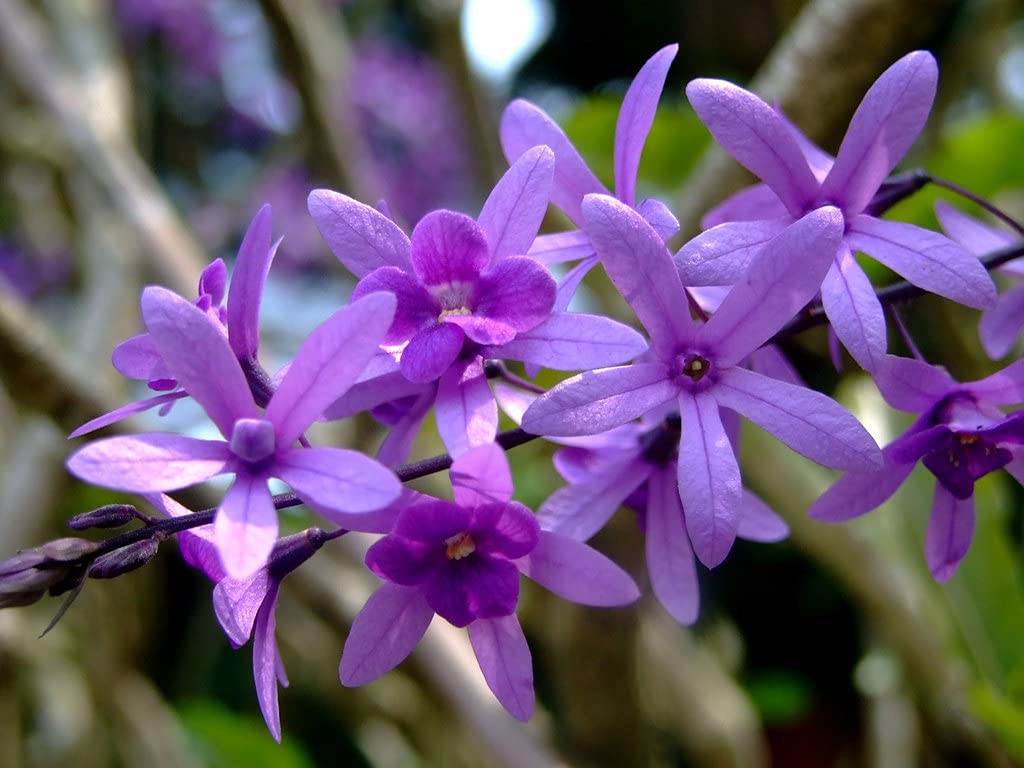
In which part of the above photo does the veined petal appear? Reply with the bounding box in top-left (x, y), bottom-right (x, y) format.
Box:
top-left (675, 218), bottom-right (790, 287)
top-left (926, 484), bottom-right (974, 582)
top-left (714, 367), bottom-right (881, 471)
top-left (400, 323), bottom-right (465, 383)
top-left (351, 267), bottom-right (438, 345)
top-left (873, 354), bottom-right (955, 412)
top-left (252, 584), bottom-right (285, 742)
top-left (475, 256), bottom-right (556, 332)
top-left (111, 333), bottom-right (167, 382)
top-left (636, 198), bottom-right (680, 242)
top-left (275, 446), bottom-right (401, 519)
top-left (614, 43), bottom-right (678, 206)
top-left (323, 372), bottom-right (432, 421)
top-left (528, 231), bottom-right (594, 265)
top-left (141, 287), bottom-right (258, 436)
top-left (267, 292), bottom-right (397, 447)
top-left (478, 146), bottom-right (554, 263)
top-left (145, 493), bottom-right (225, 582)
top-left (846, 216), bottom-right (996, 310)
top-left (677, 392), bottom-right (741, 568)
top-left (518, 529), bottom-right (640, 606)
top-left (701, 184), bottom-right (788, 229)
top-left (410, 210), bottom-right (490, 286)
top-left (685, 78), bottom-right (819, 217)
top-left (582, 194), bottom-right (696, 354)
top-left (737, 491), bottom-right (788, 542)
top-left (340, 583), bottom-right (434, 686)
top-left (227, 204), bottom-right (276, 360)
top-left (215, 475), bottom-right (278, 581)
top-left (964, 358), bottom-right (1024, 405)
top-left (69, 390), bottom-right (189, 439)
top-left (451, 442), bottom-right (514, 508)
top-left (645, 464), bottom-right (700, 624)
top-left (468, 615), bottom-right (535, 721)
top-left (67, 433), bottom-right (231, 492)
top-left (820, 51), bottom-right (937, 215)
top-left (500, 99), bottom-right (608, 225)
top-left (820, 245), bottom-right (887, 371)
top-left (307, 189), bottom-right (412, 277)
top-left (436, 357), bottom-right (497, 457)
top-left (491, 312), bottom-right (648, 371)
top-left (522, 363), bottom-right (676, 437)
top-left (980, 284), bottom-right (1024, 360)
top-left (213, 570), bottom-right (271, 647)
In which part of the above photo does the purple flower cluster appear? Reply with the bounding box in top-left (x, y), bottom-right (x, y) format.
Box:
top-left (49, 45), bottom-right (1024, 734)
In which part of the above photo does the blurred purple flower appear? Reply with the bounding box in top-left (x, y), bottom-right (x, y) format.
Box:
top-left (0, 241), bottom-right (71, 301)
top-left (114, 0), bottom-right (220, 76)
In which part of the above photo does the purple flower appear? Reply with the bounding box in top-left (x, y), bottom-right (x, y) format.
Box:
top-left (678, 51), bottom-right (996, 371)
top-left (935, 201), bottom-right (1024, 359)
top-left (309, 149), bottom-right (648, 456)
top-left (501, 44), bottom-right (680, 312)
top-left (811, 354), bottom-right (1024, 581)
top-left (67, 288), bottom-right (402, 579)
top-left (338, 443), bottom-right (639, 720)
top-left (523, 197), bottom-right (881, 567)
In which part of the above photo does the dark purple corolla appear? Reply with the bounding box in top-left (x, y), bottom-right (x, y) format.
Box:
top-left (523, 197), bottom-right (881, 568)
top-left (501, 44), bottom-right (680, 311)
top-left (935, 201), bottom-right (1024, 360)
top-left (309, 147), bottom-right (648, 457)
top-left (339, 443), bottom-right (640, 720)
top-left (677, 51), bottom-right (996, 371)
top-left (810, 354), bottom-right (1024, 580)
top-left (67, 288), bottom-right (401, 579)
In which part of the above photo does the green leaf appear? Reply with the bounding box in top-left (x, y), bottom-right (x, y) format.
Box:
top-left (178, 699), bottom-right (314, 768)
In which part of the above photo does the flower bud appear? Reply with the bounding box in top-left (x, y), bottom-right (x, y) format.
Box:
top-left (0, 566), bottom-right (67, 595)
top-left (88, 539), bottom-right (159, 580)
top-left (68, 504), bottom-right (138, 531)
top-left (39, 538), bottom-right (99, 562)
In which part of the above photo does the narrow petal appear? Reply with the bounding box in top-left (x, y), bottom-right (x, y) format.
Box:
top-left (67, 433), bottom-right (230, 492)
top-left (925, 485), bottom-right (975, 582)
top-left (581, 194), bottom-right (696, 354)
top-left (307, 189), bottom-right (412, 277)
top-left (500, 99), bottom-right (608, 225)
top-left (324, 371), bottom-right (432, 421)
top-left (820, 246), bottom-right (887, 371)
top-left (518, 529), bottom-right (640, 606)
top-left (227, 204), bottom-right (276, 360)
top-left (376, 391), bottom-right (434, 468)
top-left (146, 493), bottom-right (224, 582)
top-left (614, 44), bottom-right (678, 206)
top-left (645, 464), bottom-right (700, 624)
top-left (468, 615), bottom-right (535, 721)
top-left (699, 207), bottom-right (844, 365)
top-left (685, 79), bottom-right (819, 217)
top-left (736, 491), bottom-right (789, 542)
top-left (714, 367), bottom-right (881, 471)
top-left (410, 211), bottom-right (490, 286)
top-left (522, 363), bottom-right (676, 437)
top-left (451, 442), bottom-right (514, 508)
top-left (748, 345), bottom-right (802, 386)
top-left (215, 475), bottom-right (278, 580)
top-left (873, 354), bottom-right (955, 412)
top-left (436, 357), bottom-right (498, 457)
top-left (980, 284), bottom-right (1024, 360)
top-left (111, 333), bottom-right (167, 382)
top-left (701, 183), bottom-right (788, 229)
top-left (478, 146), bottom-right (554, 262)
top-left (964, 359), bottom-right (1024, 405)
top-left (252, 584), bottom-right (284, 742)
top-left (551, 257), bottom-right (597, 314)
top-left (69, 390), bottom-right (189, 439)
top-left (141, 287), bottom-right (257, 436)
top-left (847, 216), bottom-right (996, 310)
top-left (400, 322), bottom-right (466, 383)
top-left (213, 571), bottom-right (271, 647)
top-left (935, 200), bottom-right (1014, 254)
top-left (351, 267), bottom-right (438, 345)
top-left (275, 446), bottom-right (401, 519)
top-left (675, 218), bottom-right (790, 287)
top-left (677, 392), bottom-right (741, 568)
top-left (340, 583), bottom-right (434, 686)
top-left (536, 457), bottom-right (651, 541)
top-left (820, 51), bottom-right (937, 215)
top-left (267, 292), bottom-right (397, 446)
top-left (491, 312), bottom-right (648, 371)
top-left (475, 256), bottom-right (556, 332)
top-left (636, 198), bottom-right (680, 242)
top-left (528, 231), bottom-right (594, 265)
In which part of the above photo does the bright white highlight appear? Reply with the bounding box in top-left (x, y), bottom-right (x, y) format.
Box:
top-left (461, 0), bottom-right (553, 82)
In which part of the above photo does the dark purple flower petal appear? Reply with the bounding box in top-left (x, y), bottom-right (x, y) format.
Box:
top-left (394, 498), bottom-right (470, 543)
top-left (365, 536), bottom-right (440, 586)
top-left (400, 322), bottom-right (465, 383)
top-left (473, 502), bottom-right (539, 559)
top-left (462, 556), bottom-right (520, 619)
top-left (410, 210), bottom-right (490, 286)
top-left (925, 485), bottom-right (974, 582)
top-left (475, 256), bottom-right (555, 333)
top-left (421, 563), bottom-right (475, 627)
top-left (352, 266), bottom-right (438, 345)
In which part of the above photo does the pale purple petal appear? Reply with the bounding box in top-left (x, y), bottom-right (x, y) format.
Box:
top-left (111, 333), bottom-right (167, 382)
top-left (69, 390), bottom-right (188, 439)
top-left (776, 107), bottom-right (835, 179)
top-left (215, 474), bottom-right (278, 581)
top-left (536, 457), bottom-right (651, 541)
top-left (701, 184), bottom-right (788, 229)
top-left (847, 216), bottom-right (996, 309)
top-left (376, 391), bottom-right (434, 468)
top-left (451, 442), bottom-right (514, 508)
top-left (275, 446), bottom-right (401, 519)
top-left (478, 146), bottom-right (554, 262)
top-left (400, 322), bottom-right (466, 383)
top-left (436, 357), bottom-right (497, 457)
top-left (551, 257), bottom-right (597, 315)
top-left (491, 312), bottom-right (648, 371)
top-left (820, 51), bottom-right (937, 215)
top-left (963, 359), bottom-right (1024, 405)
top-left (252, 583), bottom-right (285, 742)
top-left (636, 198), bottom-right (680, 242)
top-left (748, 346), bottom-right (802, 386)
top-left (340, 583), bottom-right (434, 686)
top-left (141, 287), bottom-right (258, 436)
top-left (67, 433), bottom-right (231, 492)
top-left (873, 354), bottom-right (955, 412)
top-left (714, 366), bottom-right (881, 471)
top-left (614, 44), bottom-right (677, 206)
top-left (980, 284), bottom-right (1024, 360)
top-left (467, 615), bottom-right (535, 721)
top-left (935, 200), bottom-right (1015, 254)
top-left (522, 363), bottom-right (676, 437)
top-left (517, 529), bottom-right (640, 606)
top-left (213, 570), bottom-right (271, 647)
top-left (736, 491), bottom-right (788, 542)
top-left (227, 204), bottom-right (276, 360)
top-left (677, 392), bottom-right (741, 568)
top-left (410, 210), bottom-right (490, 285)
top-left (675, 217), bottom-right (790, 287)
top-left (267, 292), bottom-right (397, 446)
top-left (351, 267), bottom-right (438, 345)
top-left (645, 464), bottom-right (700, 624)
top-left (325, 371), bottom-right (432, 422)
top-left (145, 493), bottom-right (225, 582)
top-left (528, 231), bottom-right (594, 265)
top-left (581, 194), bottom-right (696, 355)
top-left (307, 189), bottom-right (412, 277)
top-left (500, 99), bottom-right (608, 225)
top-left (699, 207), bottom-right (844, 365)
top-left (926, 484), bottom-right (974, 582)
top-left (820, 245), bottom-right (887, 371)
top-left (685, 79), bottom-right (819, 217)
top-left (475, 256), bottom-right (556, 332)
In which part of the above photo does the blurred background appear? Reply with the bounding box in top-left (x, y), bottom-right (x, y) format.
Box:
top-left (1, 0), bottom-right (1024, 765)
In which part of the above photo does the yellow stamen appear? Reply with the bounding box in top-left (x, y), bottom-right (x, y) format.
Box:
top-left (445, 532), bottom-right (476, 560)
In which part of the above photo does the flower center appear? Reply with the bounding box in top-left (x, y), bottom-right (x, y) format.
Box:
top-left (444, 532), bottom-right (476, 560)
top-left (439, 306), bottom-right (472, 321)
top-left (681, 353), bottom-right (711, 382)
top-left (229, 418), bottom-right (276, 464)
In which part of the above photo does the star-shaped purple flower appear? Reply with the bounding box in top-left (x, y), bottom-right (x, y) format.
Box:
top-left (67, 288), bottom-right (402, 579)
top-left (810, 354), bottom-right (1024, 580)
top-left (500, 44), bottom-right (680, 311)
top-left (523, 197), bottom-right (882, 567)
top-left (338, 443), bottom-right (640, 720)
top-left (678, 51), bottom-right (996, 371)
